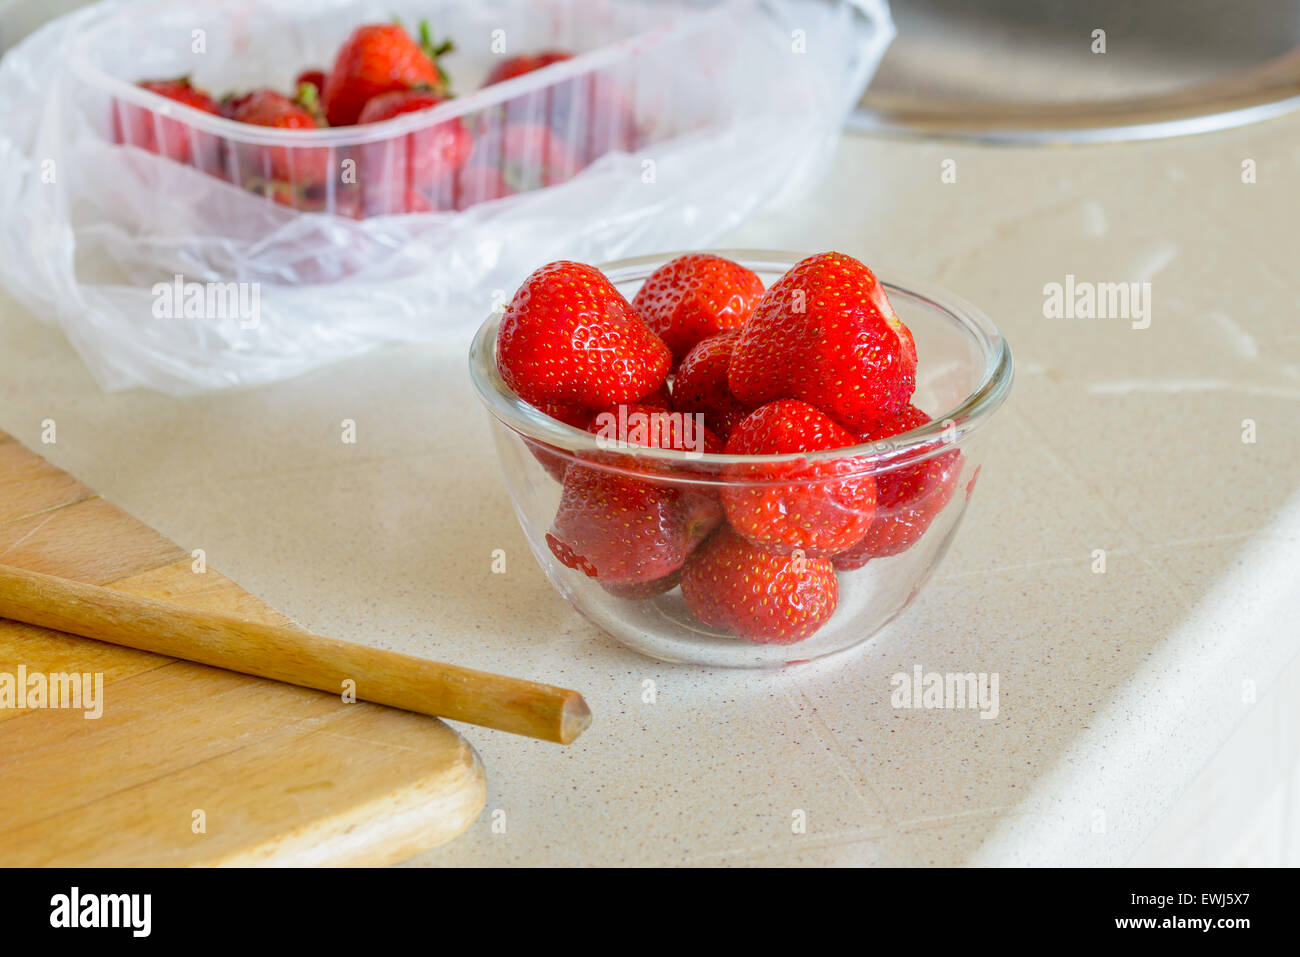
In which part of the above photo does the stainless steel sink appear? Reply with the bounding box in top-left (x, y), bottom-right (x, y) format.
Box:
top-left (852, 0), bottom-right (1300, 142)
top-left (0, 0), bottom-right (91, 53)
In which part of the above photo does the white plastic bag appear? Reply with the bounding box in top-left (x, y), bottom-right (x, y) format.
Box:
top-left (0, 0), bottom-right (892, 394)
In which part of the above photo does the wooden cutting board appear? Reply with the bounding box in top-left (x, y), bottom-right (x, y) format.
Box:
top-left (0, 430), bottom-right (486, 866)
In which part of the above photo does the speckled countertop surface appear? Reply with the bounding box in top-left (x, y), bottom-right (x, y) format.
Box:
top-left (1, 121), bottom-right (1297, 866)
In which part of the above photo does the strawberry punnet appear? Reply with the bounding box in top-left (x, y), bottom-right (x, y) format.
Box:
top-left (323, 21), bottom-right (452, 127)
top-left (631, 254), bottom-right (765, 364)
top-left (224, 88), bottom-right (330, 201)
top-left (357, 89), bottom-right (473, 213)
top-left (721, 399), bottom-right (876, 556)
top-left (729, 251), bottom-right (917, 433)
top-left (670, 329), bottom-right (755, 440)
top-left (495, 261), bottom-right (671, 409)
top-left (119, 78), bottom-right (221, 164)
top-left (481, 49), bottom-right (637, 167)
top-left (833, 404), bottom-right (962, 568)
top-left (457, 122), bottom-right (581, 201)
top-left (681, 526), bottom-right (838, 645)
top-left (483, 50), bottom-right (574, 86)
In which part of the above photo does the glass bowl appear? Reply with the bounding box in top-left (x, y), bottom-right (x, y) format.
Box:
top-left (469, 250), bottom-right (1013, 667)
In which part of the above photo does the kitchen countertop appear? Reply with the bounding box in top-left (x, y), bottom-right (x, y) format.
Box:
top-left (1, 121), bottom-right (1297, 867)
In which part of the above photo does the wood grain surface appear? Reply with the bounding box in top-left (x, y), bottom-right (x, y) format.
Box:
top-left (0, 430), bottom-right (486, 866)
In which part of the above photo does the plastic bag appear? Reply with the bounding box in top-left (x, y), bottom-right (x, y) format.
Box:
top-left (0, 0), bottom-right (893, 394)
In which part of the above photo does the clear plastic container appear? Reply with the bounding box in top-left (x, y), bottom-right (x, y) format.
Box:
top-left (73, 0), bottom-right (877, 218)
top-left (469, 251), bottom-right (1014, 668)
top-left (0, 0), bottom-right (892, 392)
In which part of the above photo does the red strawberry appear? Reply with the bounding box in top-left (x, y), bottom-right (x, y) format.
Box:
top-left (226, 89), bottom-right (330, 194)
top-left (227, 88), bottom-right (320, 131)
top-left (729, 252), bottom-right (916, 433)
top-left (470, 122), bottom-right (581, 190)
top-left (138, 77), bottom-right (220, 114)
top-left (681, 526), bottom-right (838, 645)
top-left (632, 254), bottom-right (764, 363)
top-left (454, 117), bottom-right (582, 208)
top-left (565, 72), bottom-right (639, 163)
top-left (545, 533), bottom-right (597, 578)
top-left (397, 186), bottom-right (443, 213)
top-left (545, 467), bottom-right (719, 583)
top-left (524, 401), bottom-right (592, 483)
top-left (525, 394), bottom-right (679, 483)
top-left (482, 50), bottom-right (636, 167)
top-left (721, 400), bottom-right (876, 556)
top-left (671, 330), bottom-right (755, 439)
top-left (586, 403), bottom-right (721, 458)
top-left (502, 123), bottom-right (581, 186)
top-left (636, 382), bottom-right (673, 411)
top-left (495, 261), bottom-right (671, 408)
top-left (218, 92), bottom-right (248, 120)
top-left (118, 77), bottom-right (221, 165)
top-left (537, 401), bottom-right (593, 430)
top-left (602, 568), bottom-right (681, 600)
top-left (357, 89), bottom-right (472, 214)
top-left (833, 405), bottom-right (962, 568)
top-left (323, 21), bottom-right (451, 127)
top-left (483, 50), bottom-right (574, 86)
top-left (546, 411), bottom-right (722, 583)
top-left (296, 68), bottom-right (328, 97)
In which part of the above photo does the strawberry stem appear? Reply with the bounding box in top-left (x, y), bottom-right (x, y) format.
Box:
top-left (295, 80), bottom-right (325, 123)
top-left (420, 20), bottom-right (455, 58)
top-left (418, 19), bottom-right (455, 94)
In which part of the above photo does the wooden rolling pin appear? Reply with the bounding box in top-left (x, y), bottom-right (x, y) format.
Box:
top-left (0, 562), bottom-right (590, 744)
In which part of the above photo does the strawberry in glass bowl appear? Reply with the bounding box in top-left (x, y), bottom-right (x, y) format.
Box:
top-left (470, 250), bottom-right (1012, 667)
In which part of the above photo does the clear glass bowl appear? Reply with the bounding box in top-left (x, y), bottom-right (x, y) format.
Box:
top-left (469, 251), bottom-right (1013, 667)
